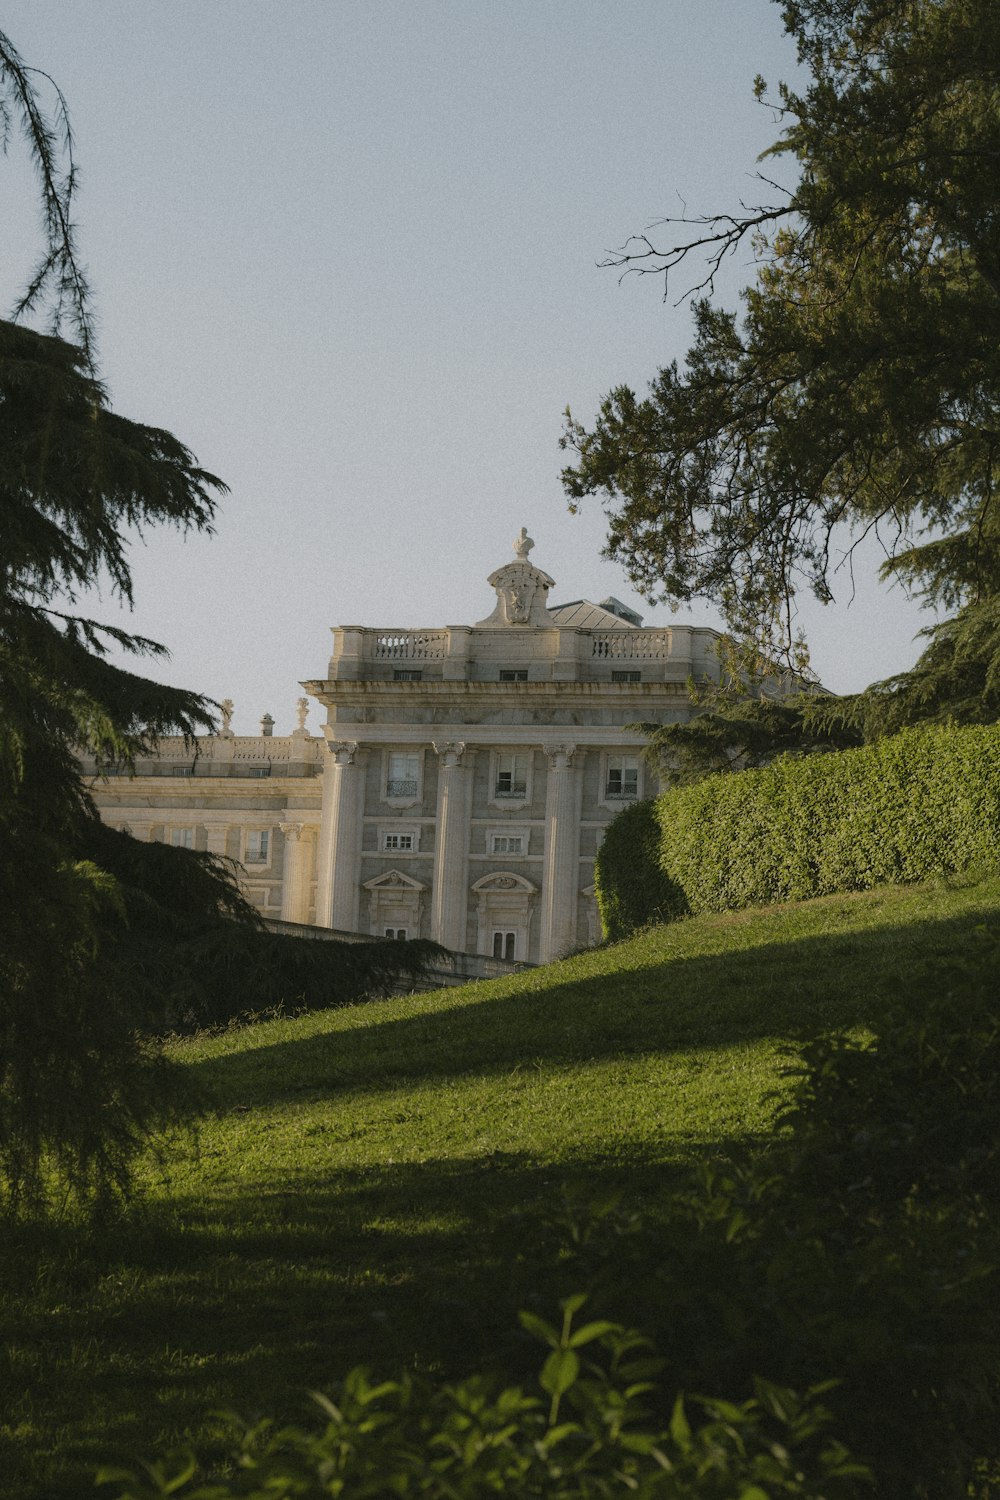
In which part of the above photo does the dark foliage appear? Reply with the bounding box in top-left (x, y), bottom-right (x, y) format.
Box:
top-left (1, 27), bottom-right (93, 361)
top-left (592, 799), bottom-right (688, 941)
top-left (0, 319), bottom-right (236, 1215)
top-left (640, 592), bottom-right (1000, 789)
top-left (572, 932), bottom-right (1000, 1499)
top-left (637, 688), bottom-right (861, 788)
top-left (101, 1329), bottom-right (867, 1498)
top-left (71, 821), bottom-right (446, 1035)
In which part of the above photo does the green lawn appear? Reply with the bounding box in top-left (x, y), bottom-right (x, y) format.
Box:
top-left (2, 872), bottom-right (999, 1497)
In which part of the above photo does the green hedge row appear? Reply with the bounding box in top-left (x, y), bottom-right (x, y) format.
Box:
top-left (596, 723), bottom-right (1000, 938)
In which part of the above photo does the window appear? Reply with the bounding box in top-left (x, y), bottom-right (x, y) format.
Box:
top-left (491, 834), bottom-right (523, 856)
top-left (248, 766), bottom-right (270, 779)
top-left (612, 670), bottom-right (641, 683)
top-left (171, 765), bottom-right (194, 777)
top-left (171, 828), bottom-right (194, 849)
top-left (605, 757), bottom-right (639, 799)
top-left (385, 927), bottom-right (408, 940)
top-left (245, 829), bottom-right (269, 864)
top-left (393, 669), bottom-right (422, 681)
top-left (382, 832), bottom-right (414, 852)
top-left (492, 930), bottom-right (516, 961)
top-left (495, 753), bottom-right (528, 798)
top-left (499, 669), bottom-right (528, 682)
top-left (386, 752), bottom-right (419, 798)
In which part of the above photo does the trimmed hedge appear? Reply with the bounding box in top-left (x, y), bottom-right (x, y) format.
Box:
top-left (592, 799), bottom-right (687, 941)
top-left (596, 723), bottom-right (1000, 936)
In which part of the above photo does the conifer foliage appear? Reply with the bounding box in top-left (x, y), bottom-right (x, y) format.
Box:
top-left (0, 32), bottom-right (441, 1213)
top-left (0, 33), bottom-right (241, 1214)
top-left (0, 319), bottom-right (241, 1214)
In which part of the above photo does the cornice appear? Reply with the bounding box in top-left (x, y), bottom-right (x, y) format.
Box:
top-left (302, 678), bottom-right (692, 703)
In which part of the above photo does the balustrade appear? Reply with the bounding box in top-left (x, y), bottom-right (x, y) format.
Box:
top-left (374, 630), bottom-right (448, 661)
top-left (591, 629), bottom-right (672, 660)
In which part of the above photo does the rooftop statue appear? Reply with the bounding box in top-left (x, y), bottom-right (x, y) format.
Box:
top-left (477, 524), bottom-right (555, 628)
top-left (512, 526), bottom-right (534, 562)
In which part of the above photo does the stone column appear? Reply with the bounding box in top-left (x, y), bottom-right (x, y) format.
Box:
top-left (316, 739), bottom-right (365, 931)
top-left (430, 740), bottom-right (473, 951)
top-left (540, 744), bottom-right (583, 963)
top-left (279, 822), bottom-right (314, 925)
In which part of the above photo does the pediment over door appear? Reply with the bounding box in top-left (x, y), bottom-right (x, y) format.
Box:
top-left (471, 871), bottom-right (536, 894)
top-left (364, 869), bottom-right (426, 940)
top-left (363, 869), bottom-right (426, 893)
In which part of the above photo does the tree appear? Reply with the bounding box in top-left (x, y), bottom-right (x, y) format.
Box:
top-left (1, 27), bottom-right (92, 362)
top-left (636, 688), bottom-right (861, 787)
top-left (638, 594), bottom-right (1000, 785)
top-left (0, 33), bottom-right (247, 1214)
top-left (561, 0), bottom-right (1000, 686)
top-left (0, 35), bottom-right (442, 1213)
top-left (0, 319), bottom-right (244, 1212)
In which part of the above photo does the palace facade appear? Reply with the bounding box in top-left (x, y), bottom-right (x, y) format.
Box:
top-left (86, 530), bottom-right (722, 963)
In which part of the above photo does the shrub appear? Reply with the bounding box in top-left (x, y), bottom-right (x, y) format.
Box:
top-left (597, 723), bottom-right (1000, 934)
top-left (594, 799), bottom-right (688, 941)
top-left (88, 823), bottom-right (444, 1034)
top-left (99, 1296), bottom-right (869, 1498)
top-left (552, 933), bottom-right (1000, 1499)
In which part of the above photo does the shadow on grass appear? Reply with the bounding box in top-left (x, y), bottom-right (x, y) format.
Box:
top-left (5, 894), bottom-right (998, 1499)
top-left (1, 1147), bottom-right (712, 1500)
top-left (186, 905), bottom-right (996, 1109)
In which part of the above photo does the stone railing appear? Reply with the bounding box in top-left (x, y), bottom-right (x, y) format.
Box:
top-left (146, 738), bottom-right (198, 759)
top-left (592, 629), bottom-right (673, 660)
top-left (232, 736), bottom-right (301, 762)
top-left (374, 630), bottom-right (449, 661)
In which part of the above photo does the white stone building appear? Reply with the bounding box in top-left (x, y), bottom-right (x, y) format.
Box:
top-left (87, 530), bottom-right (721, 963)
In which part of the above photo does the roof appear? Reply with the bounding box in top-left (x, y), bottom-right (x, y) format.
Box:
top-left (547, 597), bottom-right (643, 629)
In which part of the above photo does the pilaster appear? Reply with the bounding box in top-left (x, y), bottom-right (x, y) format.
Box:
top-left (430, 740), bottom-right (474, 950)
top-left (279, 822), bottom-right (315, 924)
top-left (540, 743), bottom-right (583, 962)
top-left (317, 737), bottom-right (365, 930)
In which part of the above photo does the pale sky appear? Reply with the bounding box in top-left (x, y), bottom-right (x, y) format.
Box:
top-left (5, 1), bottom-right (932, 732)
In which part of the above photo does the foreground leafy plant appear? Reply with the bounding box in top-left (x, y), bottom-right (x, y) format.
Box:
top-left (555, 935), bottom-right (1000, 1499)
top-left (98, 1296), bottom-right (869, 1498)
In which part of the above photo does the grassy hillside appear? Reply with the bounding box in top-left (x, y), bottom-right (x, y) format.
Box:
top-left (2, 872), bottom-right (999, 1497)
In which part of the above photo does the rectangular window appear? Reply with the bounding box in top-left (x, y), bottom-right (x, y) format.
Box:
top-left (387, 752), bottom-right (419, 798)
top-left (171, 828), bottom-right (194, 849)
top-left (171, 766), bottom-right (194, 777)
top-left (245, 829), bottom-right (269, 863)
top-left (492, 930), bottom-right (516, 961)
top-left (611, 670), bottom-right (641, 683)
top-left (383, 832), bottom-right (414, 851)
top-left (248, 766), bottom-right (270, 779)
top-left (491, 834), bottom-right (523, 855)
top-left (606, 758), bottom-right (639, 799)
top-left (393, 669), bottom-right (422, 681)
top-left (495, 753), bottom-right (528, 798)
top-left (499, 669), bottom-right (528, 682)
top-left (385, 927), bottom-right (408, 940)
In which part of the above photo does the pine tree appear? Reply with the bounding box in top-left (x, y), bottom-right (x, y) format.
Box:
top-left (0, 33), bottom-right (242, 1213)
